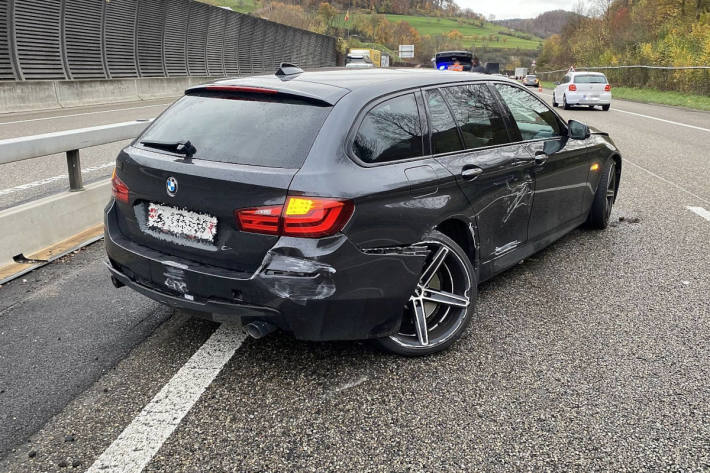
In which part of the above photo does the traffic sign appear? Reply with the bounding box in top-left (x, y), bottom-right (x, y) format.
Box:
top-left (399, 45), bottom-right (414, 59)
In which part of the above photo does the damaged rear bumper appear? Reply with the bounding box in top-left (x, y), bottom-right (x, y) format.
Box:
top-left (104, 204), bottom-right (426, 341)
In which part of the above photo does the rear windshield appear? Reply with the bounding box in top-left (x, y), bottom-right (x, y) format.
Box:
top-left (526, 75), bottom-right (537, 79)
top-left (574, 75), bottom-right (607, 84)
top-left (137, 93), bottom-right (331, 168)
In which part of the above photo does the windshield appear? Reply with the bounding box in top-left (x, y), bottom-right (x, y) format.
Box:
top-left (574, 75), bottom-right (607, 83)
top-left (138, 94), bottom-right (331, 168)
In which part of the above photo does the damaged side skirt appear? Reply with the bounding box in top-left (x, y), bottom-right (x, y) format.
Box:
top-left (361, 245), bottom-right (429, 257)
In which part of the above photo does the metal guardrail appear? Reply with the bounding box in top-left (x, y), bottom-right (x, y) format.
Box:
top-left (538, 65), bottom-right (710, 74)
top-left (0, 119), bottom-right (152, 190)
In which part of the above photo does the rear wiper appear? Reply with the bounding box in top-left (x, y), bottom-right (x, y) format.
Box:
top-left (140, 140), bottom-right (197, 159)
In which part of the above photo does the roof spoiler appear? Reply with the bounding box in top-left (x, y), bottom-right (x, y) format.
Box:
top-left (186, 83), bottom-right (335, 106)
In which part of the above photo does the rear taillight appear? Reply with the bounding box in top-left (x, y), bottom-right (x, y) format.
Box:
top-left (235, 197), bottom-right (354, 238)
top-left (604, 84), bottom-right (611, 91)
top-left (235, 205), bottom-right (282, 235)
top-left (111, 168), bottom-right (129, 204)
top-left (568, 84), bottom-right (577, 91)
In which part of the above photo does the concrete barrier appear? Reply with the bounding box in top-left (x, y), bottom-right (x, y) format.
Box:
top-left (56, 79), bottom-right (139, 108)
top-left (0, 76), bottom-right (225, 114)
top-left (0, 180), bottom-right (111, 268)
top-left (136, 77), bottom-right (190, 101)
top-left (0, 81), bottom-right (60, 113)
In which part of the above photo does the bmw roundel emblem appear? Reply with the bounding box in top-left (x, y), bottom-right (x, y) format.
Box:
top-left (166, 177), bottom-right (178, 197)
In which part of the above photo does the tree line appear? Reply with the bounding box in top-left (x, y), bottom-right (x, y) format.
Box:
top-left (537, 0), bottom-right (710, 92)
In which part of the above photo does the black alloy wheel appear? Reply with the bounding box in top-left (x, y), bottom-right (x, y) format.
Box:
top-left (376, 231), bottom-right (476, 356)
top-left (586, 160), bottom-right (617, 229)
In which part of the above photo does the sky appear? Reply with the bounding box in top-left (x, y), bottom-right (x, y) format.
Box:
top-left (456, 0), bottom-right (580, 20)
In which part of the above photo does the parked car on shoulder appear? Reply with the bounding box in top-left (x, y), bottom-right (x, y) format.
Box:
top-left (522, 74), bottom-right (539, 86)
top-left (106, 65), bottom-right (622, 356)
top-left (553, 71), bottom-right (612, 110)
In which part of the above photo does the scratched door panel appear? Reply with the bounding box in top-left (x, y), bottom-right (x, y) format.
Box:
top-left (435, 143), bottom-right (534, 263)
top-left (526, 138), bottom-right (595, 240)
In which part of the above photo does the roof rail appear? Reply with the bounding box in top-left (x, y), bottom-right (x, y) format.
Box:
top-left (276, 63), bottom-right (303, 77)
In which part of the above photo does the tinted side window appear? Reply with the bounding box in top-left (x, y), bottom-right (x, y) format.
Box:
top-left (440, 84), bottom-right (509, 150)
top-left (425, 89), bottom-right (462, 154)
top-left (494, 84), bottom-right (562, 141)
top-left (353, 94), bottom-right (423, 163)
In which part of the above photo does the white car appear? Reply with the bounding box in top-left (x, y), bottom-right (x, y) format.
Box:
top-left (345, 54), bottom-right (374, 69)
top-left (552, 71), bottom-right (612, 111)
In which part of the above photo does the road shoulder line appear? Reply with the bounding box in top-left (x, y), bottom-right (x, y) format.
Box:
top-left (624, 159), bottom-right (710, 205)
top-left (86, 323), bottom-right (245, 473)
top-left (686, 206), bottom-right (710, 222)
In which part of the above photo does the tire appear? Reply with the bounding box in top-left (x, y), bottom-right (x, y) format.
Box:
top-left (602, 104), bottom-right (610, 111)
top-left (586, 159), bottom-right (617, 229)
top-left (375, 231), bottom-right (477, 356)
top-left (552, 93), bottom-right (558, 107)
top-left (563, 95), bottom-right (571, 110)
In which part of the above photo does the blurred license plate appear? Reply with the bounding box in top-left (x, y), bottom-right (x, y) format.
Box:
top-left (147, 203), bottom-right (217, 242)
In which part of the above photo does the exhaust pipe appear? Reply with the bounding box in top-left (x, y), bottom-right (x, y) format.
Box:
top-left (244, 321), bottom-right (278, 339)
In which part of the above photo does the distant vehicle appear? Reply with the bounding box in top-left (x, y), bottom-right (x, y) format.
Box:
top-left (434, 51), bottom-right (473, 71)
top-left (523, 74), bottom-right (539, 87)
top-left (348, 48), bottom-right (381, 67)
top-left (515, 67), bottom-right (528, 79)
top-left (106, 66), bottom-right (622, 356)
top-left (484, 62), bottom-right (500, 75)
top-left (345, 54), bottom-right (374, 69)
top-left (553, 71), bottom-right (612, 111)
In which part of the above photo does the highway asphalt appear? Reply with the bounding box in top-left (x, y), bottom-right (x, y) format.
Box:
top-left (0, 93), bottom-right (708, 471)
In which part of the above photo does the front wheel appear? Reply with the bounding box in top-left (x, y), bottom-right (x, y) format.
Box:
top-left (375, 231), bottom-right (476, 356)
top-left (586, 160), bottom-right (617, 229)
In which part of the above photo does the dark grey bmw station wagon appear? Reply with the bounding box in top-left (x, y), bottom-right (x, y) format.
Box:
top-left (106, 66), bottom-right (621, 356)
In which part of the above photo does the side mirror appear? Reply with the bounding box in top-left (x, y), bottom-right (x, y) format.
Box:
top-left (568, 120), bottom-right (590, 140)
top-left (555, 81), bottom-right (560, 85)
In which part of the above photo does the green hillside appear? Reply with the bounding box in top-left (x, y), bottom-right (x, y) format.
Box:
top-left (380, 14), bottom-right (541, 50)
top-left (201, 1), bottom-right (542, 52)
top-left (200, 0), bottom-right (258, 14)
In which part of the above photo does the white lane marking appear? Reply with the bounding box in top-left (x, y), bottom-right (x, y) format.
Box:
top-left (612, 108), bottom-right (710, 133)
top-left (0, 103), bottom-right (172, 126)
top-left (624, 159), bottom-right (710, 205)
top-left (0, 162), bottom-right (115, 196)
top-left (537, 90), bottom-right (709, 132)
top-left (86, 323), bottom-right (246, 473)
top-left (687, 206), bottom-right (710, 221)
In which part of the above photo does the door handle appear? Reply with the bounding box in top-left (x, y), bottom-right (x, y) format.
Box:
top-left (534, 151), bottom-right (548, 165)
top-left (461, 166), bottom-right (483, 180)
